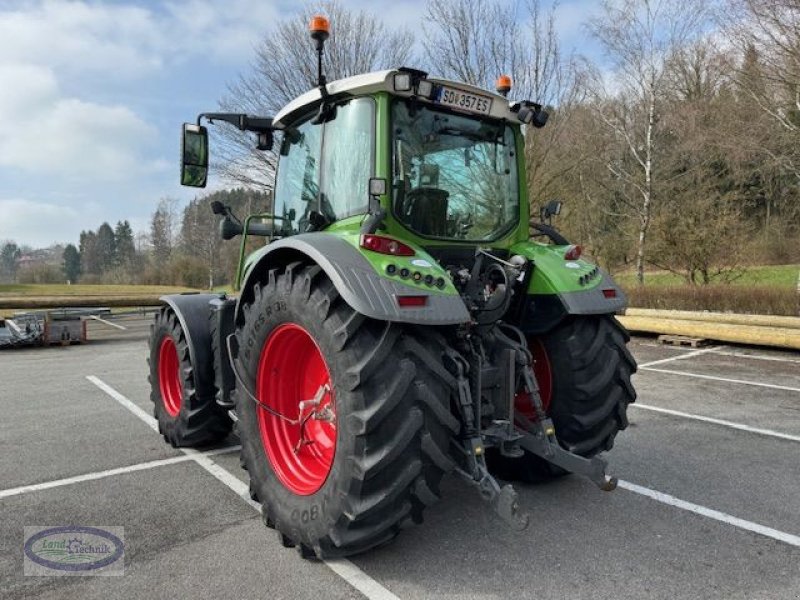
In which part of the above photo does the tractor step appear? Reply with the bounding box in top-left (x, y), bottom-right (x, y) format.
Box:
top-left (657, 334), bottom-right (711, 348)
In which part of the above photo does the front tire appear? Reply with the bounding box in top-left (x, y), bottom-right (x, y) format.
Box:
top-left (233, 264), bottom-right (458, 558)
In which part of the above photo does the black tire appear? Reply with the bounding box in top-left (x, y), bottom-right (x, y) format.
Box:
top-left (489, 315), bottom-right (637, 482)
top-left (147, 307), bottom-right (232, 447)
top-left (233, 263), bottom-right (458, 558)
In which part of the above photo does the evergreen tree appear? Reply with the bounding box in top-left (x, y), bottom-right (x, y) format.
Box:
top-left (0, 241), bottom-right (21, 283)
top-left (95, 222), bottom-right (116, 274)
top-left (63, 244), bottom-right (81, 283)
top-left (79, 231), bottom-right (99, 276)
top-left (114, 220), bottom-right (136, 270)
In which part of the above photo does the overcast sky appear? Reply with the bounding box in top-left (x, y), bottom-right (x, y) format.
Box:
top-left (0, 0), bottom-right (602, 248)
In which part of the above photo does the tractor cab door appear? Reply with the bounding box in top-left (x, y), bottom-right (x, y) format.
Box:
top-left (274, 97), bottom-right (375, 235)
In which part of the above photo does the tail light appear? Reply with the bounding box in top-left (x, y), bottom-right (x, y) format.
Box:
top-left (564, 245), bottom-right (582, 260)
top-left (397, 295), bottom-right (428, 307)
top-left (360, 234), bottom-right (415, 256)
top-left (602, 288), bottom-right (617, 299)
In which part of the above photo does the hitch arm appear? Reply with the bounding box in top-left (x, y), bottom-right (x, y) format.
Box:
top-left (518, 428), bottom-right (617, 491)
top-left (517, 364), bottom-right (617, 491)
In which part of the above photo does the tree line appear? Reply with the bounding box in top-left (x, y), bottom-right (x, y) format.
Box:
top-left (217, 0), bottom-right (799, 285)
top-left (0, 188), bottom-right (269, 288)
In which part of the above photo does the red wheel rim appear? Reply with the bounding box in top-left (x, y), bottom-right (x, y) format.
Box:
top-left (514, 337), bottom-right (552, 421)
top-left (158, 336), bottom-right (182, 417)
top-left (256, 323), bottom-right (336, 496)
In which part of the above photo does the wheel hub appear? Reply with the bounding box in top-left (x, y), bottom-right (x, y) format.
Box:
top-left (256, 323), bottom-right (336, 496)
top-left (158, 336), bottom-right (182, 417)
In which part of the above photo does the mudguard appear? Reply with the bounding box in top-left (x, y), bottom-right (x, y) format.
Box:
top-left (159, 293), bottom-right (221, 402)
top-left (509, 241), bottom-right (628, 335)
top-left (235, 233), bottom-right (470, 326)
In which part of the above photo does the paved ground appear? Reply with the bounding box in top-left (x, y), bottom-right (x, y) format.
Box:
top-left (2, 316), bottom-right (799, 599)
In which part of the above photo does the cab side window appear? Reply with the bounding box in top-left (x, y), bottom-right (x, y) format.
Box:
top-left (273, 118), bottom-right (322, 235)
top-left (320, 98), bottom-right (374, 221)
top-left (273, 98), bottom-right (374, 233)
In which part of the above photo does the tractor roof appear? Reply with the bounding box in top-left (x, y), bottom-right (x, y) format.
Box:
top-left (273, 69), bottom-right (519, 127)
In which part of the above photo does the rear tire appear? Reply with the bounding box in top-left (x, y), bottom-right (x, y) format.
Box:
top-left (147, 307), bottom-right (232, 447)
top-left (489, 315), bottom-right (637, 482)
top-left (233, 264), bottom-right (458, 558)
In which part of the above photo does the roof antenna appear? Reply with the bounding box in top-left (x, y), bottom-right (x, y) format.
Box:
top-left (309, 15), bottom-right (330, 94)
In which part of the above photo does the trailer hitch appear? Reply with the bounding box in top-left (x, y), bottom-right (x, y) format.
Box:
top-left (518, 427), bottom-right (617, 491)
top-left (444, 346), bottom-right (530, 531)
top-left (488, 326), bottom-right (618, 492)
top-left (517, 366), bottom-right (617, 491)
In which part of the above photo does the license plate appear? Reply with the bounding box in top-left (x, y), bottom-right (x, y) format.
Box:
top-left (435, 86), bottom-right (493, 115)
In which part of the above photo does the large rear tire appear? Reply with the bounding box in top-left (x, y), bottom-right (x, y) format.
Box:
top-left (233, 264), bottom-right (458, 558)
top-left (489, 315), bottom-right (637, 482)
top-left (147, 307), bottom-right (232, 447)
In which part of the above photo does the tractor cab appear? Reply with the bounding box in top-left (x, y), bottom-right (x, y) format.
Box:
top-left (181, 67), bottom-right (548, 243)
top-left (270, 67), bottom-right (546, 241)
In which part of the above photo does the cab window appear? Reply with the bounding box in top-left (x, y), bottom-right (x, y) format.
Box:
top-left (273, 98), bottom-right (374, 234)
top-left (273, 117), bottom-right (322, 235)
top-left (320, 98), bottom-right (374, 221)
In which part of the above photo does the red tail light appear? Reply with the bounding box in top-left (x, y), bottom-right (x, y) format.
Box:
top-left (564, 245), bottom-right (582, 260)
top-left (602, 288), bottom-right (617, 298)
top-left (360, 234), bottom-right (415, 256)
top-left (397, 295), bottom-right (428, 307)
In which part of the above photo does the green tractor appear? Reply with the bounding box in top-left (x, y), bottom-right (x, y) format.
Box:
top-left (148, 15), bottom-right (636, 559)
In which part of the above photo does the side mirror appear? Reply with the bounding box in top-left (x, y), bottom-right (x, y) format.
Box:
top-left (516, 103), bottom-right (549, 129)
top-left (181, 123), bottom-right (209, 188)
top-left (540, 199), bottom-right (563, 222)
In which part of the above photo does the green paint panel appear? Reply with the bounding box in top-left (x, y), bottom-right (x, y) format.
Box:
top-left (336, 232), bottom-right (459, 296)
top-left (510, 241), bottom-right (603, 295)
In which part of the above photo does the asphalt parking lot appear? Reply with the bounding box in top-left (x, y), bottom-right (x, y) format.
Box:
top-left (2, 316), bottom-right (799, 599)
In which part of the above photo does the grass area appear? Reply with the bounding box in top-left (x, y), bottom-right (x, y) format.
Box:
top-left (625, 284), bottom-right (799, 316)
top-left (615, 264), bottom-right (800, 288)
top-left (0, 284), bottom-right (199, 297)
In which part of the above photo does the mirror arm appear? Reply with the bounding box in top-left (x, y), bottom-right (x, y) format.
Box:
top-left (197, 112), bottom-right (279, 134)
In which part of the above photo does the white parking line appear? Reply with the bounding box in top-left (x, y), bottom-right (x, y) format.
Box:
top-left (618, 480), bottom-right (800, 548)
top-left (0, 446), bottom-right (240, 500)
top-left (638, 346), bottom-right (719, 368)
top-left (87, 375), bottom-right (159, 431)
top-left (87, 375), bottom-right (400, 600)
top-left (640, 367), bottom-right (800, 393)
top-left (631, 404), bottom-right (800, 443)
top-left (707, 348), bottom-right (800, 364)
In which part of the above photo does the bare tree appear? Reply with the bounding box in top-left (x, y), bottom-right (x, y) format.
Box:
top-left (587, 0), bottom-right (711, 284)
top-left (648, 49), bottom-right (753, 284)
top-left (725, 0), bottom-right (800, 236)
top-left (216, 1), bottom-right (414, 191)
top-left (150, 197), bottom-right (179, 281)
top-left (726, 0), bottom-right (800, 131)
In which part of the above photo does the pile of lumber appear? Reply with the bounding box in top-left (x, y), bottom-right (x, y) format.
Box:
top-left (618, 308), bottom-right (800, 351)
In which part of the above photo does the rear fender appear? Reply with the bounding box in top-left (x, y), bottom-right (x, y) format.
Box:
top-left (510, 241), bottom-right (627, 335)
top-left (159, 293), bottom-right (221, 401)
top-left (235, 233), bottom-right (470, 327)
